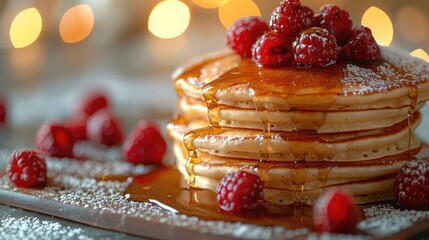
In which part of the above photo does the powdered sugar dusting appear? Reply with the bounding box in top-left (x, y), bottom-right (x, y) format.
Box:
top-left (341, 47), bottom-right (429, 95)
top-left (0, 215), bottom-right (87, 240)
top-left (360, 203), bottom-right (429, 238)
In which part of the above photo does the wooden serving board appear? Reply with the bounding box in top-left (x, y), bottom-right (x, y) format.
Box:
top-left (1, 147), bottom-right (429, 240)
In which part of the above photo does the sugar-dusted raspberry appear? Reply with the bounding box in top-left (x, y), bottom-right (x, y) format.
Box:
top-left (341, 25), bottom-right (381, 62)
top-left (313, 188), bottom-right (359, 234)
top-left (252, 31), bottom-right (294, 67)
top-left (75, 90), bottom-right (109, 118)
top-left (216, 171), bottom-right (264, 213)
top-left (86, 109), bottom-right (123, 146)
top-left (225, 16), bottom-right (270, 58)
top-left (269, 0), bottom-right (314, 36)
top-left (36, 122), bottom-right (75, 158)
top-left (394, 160), bottom-right (429, 209)
top-left (293, 27), bottom-right (338, 67)
top-left (123, 121), bottom-right (166, 164)
top-left (0, 98), bottom-right (5, 124)
top-left (314, 4), bottom-right (353, 46)
top-left (6, 150), bottom-right (47, 188)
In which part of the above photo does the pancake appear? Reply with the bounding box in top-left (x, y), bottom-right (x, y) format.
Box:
top-left (169, 46), bottom-right (429, 205)
top-left (185, 115), bottom-right (421, 162)
top-left (178, 95), bottom-right (424, 132)
top-left (171, 138), bottom-right (417, 205)
top-left (174, 48), bottom-right (429, 112)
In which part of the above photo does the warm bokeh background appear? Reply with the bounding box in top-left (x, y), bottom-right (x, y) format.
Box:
top-left (0, 0), bottom-right (428, 134)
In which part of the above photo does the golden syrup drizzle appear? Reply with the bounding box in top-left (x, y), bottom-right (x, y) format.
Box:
top-left (183, 127), bottom-right (225, 187)
top-left (247, 84), bottom-right (265, 158)
top-left (318, 166), bottom-right (331, 189)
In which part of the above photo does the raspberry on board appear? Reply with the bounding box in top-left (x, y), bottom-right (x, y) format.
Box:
top-left (269, 1), bottom-right (314, 36)
top-left (6, 149), bottom-right (47, 188)
top-left (86, 109), bottom-right (124, 146)
top-left (314, 4), bottom-right (353, 46)
top-left (35, 122), bottom-right (75, 158)
top-left (394, 160), bottom-right (429, 209)
top-left (313, 188), bottom-right (359, 234)
top-left (75, 90), bottom-right (109, 118)
top-left (216, 171), bottom-right (264, 213)
top-left (293, 27), bottom-right (338, 67)
top-left (225, 16), bottom-right (270, 58)
top-left (122, 121), bottom-right (166, 164)
top-left (252, 31), bottom-right (294, 67)
top-left (341, 25), bottom-right (381, 62)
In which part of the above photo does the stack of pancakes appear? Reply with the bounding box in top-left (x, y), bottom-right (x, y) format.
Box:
top-left (167, 47), bottom-right (429, 205)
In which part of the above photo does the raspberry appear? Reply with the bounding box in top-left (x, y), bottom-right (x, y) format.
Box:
top-left (341, 26), bottom-right (381, 62)
top-left (225, 16), bottom-right (270, 58)
top-left (0, 98), bottom-right (5, 124)
top-left (216, 171), bottom-right (264, 213)
top-left (6, 150), bottom-right (47, 188)
top-left (313, 188), bottom-right (359, 234)
top-left (252, 31), bottom-right (294, 67)
top-left (269, 1), bottom-right (314, 36)
top-left (394, 160), bottom-right (429, 209)
top-left (36, 122), bottom-right (75, 158)
top-left (122, 121), bottom-right (166, 164)
top-left (314, 4), bottom-right (353, 45)
top-left (293, 27), bottom-right (338, 67)
top-left (86, 109), bottom-right (123, 146)
top-left (75, 90), bottom-right (109, 118)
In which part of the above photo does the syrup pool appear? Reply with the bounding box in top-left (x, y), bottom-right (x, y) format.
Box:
top-left (122, 165), bottom-right (314, 229)
top-left (106, 145), bottom-right (429, 232)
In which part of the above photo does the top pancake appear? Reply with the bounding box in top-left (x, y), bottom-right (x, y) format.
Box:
top-left (174, 47), bottom-right (429, 111)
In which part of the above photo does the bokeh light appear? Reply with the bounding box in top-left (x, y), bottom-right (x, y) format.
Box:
top-left (148, 0), bottom-right (190, 39)
top-left (395, 5), bottom-right (428, 43)
top-left (10, 8), bottom-right (42, 48)
top-left (192, 0), bottom-right (225, 9)
top-left (410, 49), bottom-right (429, 62)
top-left (361, 6), bottom-right (393, 46)
top-left (218, 0), bottom-right (260, 29)
top-left (60, 4), bottom-right (95, 44)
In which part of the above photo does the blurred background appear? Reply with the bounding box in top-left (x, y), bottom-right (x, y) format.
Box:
top-left (0, 0), bottom-right (429, 141)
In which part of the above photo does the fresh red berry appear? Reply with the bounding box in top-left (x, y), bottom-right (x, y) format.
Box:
top-left (313, 188), bottom-right (359, 234)
top-left (0, 98), bottom-right (5, 124)
top-left (341, 26), bottom-right (381, 62)
top-left (314, 4), bottom-right (353, 46)
top-left (86, 109), bottom-right (123, 146)
top-left (394, 160), bottom-right (429, 209)
top-left (269, 1), bottom-right (314, 36)
top-left (252, 31), bottom-right (294, 67)
top-left (225, 16), bottom-right (270, 58)
top-left (216, 171), bottom-right (264, 213)
top-left (36, 122), bottom-right (75, 158)
top-left (293, 27), bottom-right (338, 67)
top-left (64, 117), bottom-right (87, 141)
top-left (75, 90), bottom-right (109, 118)
top-left (6, 150), bottom-right (47, 188)
top-left (122, 121), bottom-right (166, 164)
